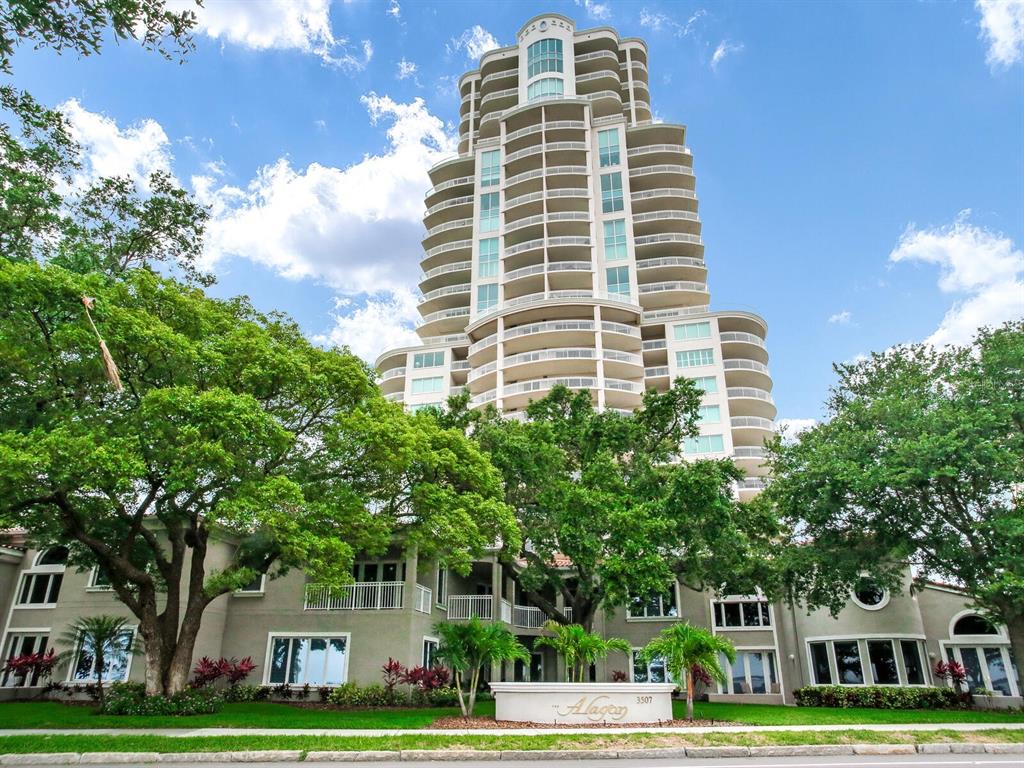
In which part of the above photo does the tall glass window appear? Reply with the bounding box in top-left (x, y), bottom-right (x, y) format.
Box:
top-left (413, 351), bottom-right (444, 369)
top-left (868, 640), bottom-right (900, 685)
top-left (480, 150), bottom-right (500, 187)
top-left (527, 38), bottom-right (563, 78)
top-left (477, 284), bottom-right (498, 311)
top-left (674, 321), bottom-right (712, 340)
top-left (691, 375), bottom-right (718, 393)
top-left (598, 129), bottom-right (620, 167)
top-left (900, 640), bottom-right (925, 685)
top-left (527, 77), bottom-right (564, 101)
top-left (676, 348), bottom-right (714, 368)
top-left (810, 642), bottom-right (832, 685)
top-left (268, 636), bottom-right (348, 686)
top-left (411, 376), bottom-right (444, 395)
top-left (72, 630), bottom-right (134, 684)
top-left (603, 219), bottom-right (627, 260)
top-left (834, 640), bottom-right (865, 685)
top-left (600, 172), bottom-right (623, 213)
top-left (683, 434), bottom-right (725, 454)
top-left (479, 192), bottom-right (499, 233)
top-left (606, 266), bottom-right (630, 297)
top-left (478, 238), bottom-right (499, 277)
top-left (698, 405), bottom-right (721, 424)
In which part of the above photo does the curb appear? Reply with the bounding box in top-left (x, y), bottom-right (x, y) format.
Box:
top-left (1, 742), bottom-right (1023, 762)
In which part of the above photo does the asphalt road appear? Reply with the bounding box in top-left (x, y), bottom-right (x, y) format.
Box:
top-left (20, 757), bottom-right (1021, 767)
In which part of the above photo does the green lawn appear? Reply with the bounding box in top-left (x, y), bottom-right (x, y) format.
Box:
top-left (0, 728), bottom-right (1020, 755)
top-left (693, 701), bottom-right (1024, 725)
top-left (0, 698), bottom-right (1021, 730)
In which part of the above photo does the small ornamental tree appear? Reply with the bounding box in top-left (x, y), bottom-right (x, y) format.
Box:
top-left (534, 621), bottom-right (631, 682)
top-left (434, 617), bottom-right (529, 717)
top-left (59, 614), bottom-right (133, 709)
top-left (639, 623), bottom-right (735, 721)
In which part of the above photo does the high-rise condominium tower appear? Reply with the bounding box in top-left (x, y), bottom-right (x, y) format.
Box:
top-left (377, 13), bottom-right (775, 497)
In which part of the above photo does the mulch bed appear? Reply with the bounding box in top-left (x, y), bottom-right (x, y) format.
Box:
top-left (431, 716), bottom-right (728, 729)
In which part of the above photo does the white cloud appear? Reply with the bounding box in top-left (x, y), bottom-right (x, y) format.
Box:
top-left (167, 0), bottom-right (373, 69)
top-left (976, 0), bottom-right (1024, 70)
top-left (315, 289), bottom-right (422, 362)
top-left (386, 0), bottom-right (401, 20)
top-left (58, 99), bottom-right (173, 191)
top-left (195, 93), bottom-right (455, 301)
top-left (575, 0), bottom-right (612, 21)
top-left (777, 418), bottom-right (818, 443)
top-left (447, 25), bottom-right (500, 60)
top-left (828, 310), bottom-right (853, 325)
top-left (639, 7), bottom-right (706, 36)
top-left (313, 119), bottom-right (328, 132)
top-left (711, 39), bottom-right (744, 71)
top-left (397, 58), bottom-right (418, 80)
top-left (889, 209), bottom-right (1024, 346)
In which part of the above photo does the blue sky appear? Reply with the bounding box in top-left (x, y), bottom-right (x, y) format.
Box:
top-left (11, 0), bottom-right (1024, 427)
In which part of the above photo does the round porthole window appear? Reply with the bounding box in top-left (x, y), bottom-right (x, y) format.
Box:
top-left (852, 577), bottom-right (889, 610)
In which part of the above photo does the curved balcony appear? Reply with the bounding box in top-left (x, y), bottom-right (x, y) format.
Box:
top-left (730, 416), bottom-right (776, 448)
top-left (628, 163), bottom-right (695, 189)
top-left (418, 283), bottom-right (470, 315)
top-left (379, 365), bottom-right (407, 395)
top-left (637, 280), bottom-right (710, 309)
top-left (500, 319), bottom-right (598, 356)
top-left (733, 446), bottom-right (770, 477)
top-left (422, 217), bottom-right (473, 249)
top-left (376, 346), bottom-right (408, 375)
top-left (642, 305), bottom-right (710, 325)
top-left (384, 391), bottom-right (405, 403)
top-left (603, 348), bottom-right (644, 380)
top-left (720, 330), bottom-right (769, 365)
top-left (505, 165), bottom-right (588, 189)
top-left (604, 377), bottom-right (645, 409)
top-left (424, 175), bottom-right (475, 206)
top-left (424, 194), bottom-right (474, 226)
top-left (576, 69), bottom-right (620, 94)
top-left (631, 209), bottom-right (701, 237)
top-left (726, 387), bottom-right (777, 420)
top-left (480, 87), bottom-right (518, 110)
top-left (630, 187), bottom-right (698, 214)
top-left (723, 358), bottom-right (772, 390)
top-left (470, 388), bottom-right (497, 407)
top-left (583, 89), bottom-right (623, 117)
top-left (635, 257), bottom-right (707, 283)
top-left (737, 476), bottom-right (767, 500)
top-left (503, 347), bottom-right (600, 380)
top-left (574, 49), bottom-right (619, 74)
top-left (418, 306), bottom-right (470, 337)
top-left (419, 260), bottom-right (471, 292)
top-left (502, 375), bottom-right (599, 409)
top-left (421, 238), bottom-right (472, 273)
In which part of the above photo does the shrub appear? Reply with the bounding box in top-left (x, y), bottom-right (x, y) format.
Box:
top-left (191, 656), bottom-right (257, 688)
top-left (793, 685), bottom-right (965, 710)
top-left (402, 665), bottom-right (451, 692)
top-left (1, 648), bottom-right (57, 686)
top-left (382, 657), bottom-right (403, 694)
top-left (611, 670), bottom-right (629, 682)
top-left (102, 682), bottom-right (223, 715)
top-left (223, 684), bottom-right (265, 703)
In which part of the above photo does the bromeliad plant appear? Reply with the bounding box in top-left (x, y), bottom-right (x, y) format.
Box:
top-left (535, 621), bottom-right (632, 682)
top-left (434, 617), bottom-right (530, 717)
top-left (639, 622), bottom-right (736, 721)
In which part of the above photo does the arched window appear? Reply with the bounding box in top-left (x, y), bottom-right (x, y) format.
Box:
top-left (34, 546), bottom-right (68, 568)
top-left (953, 614), bottom-right (998, 635)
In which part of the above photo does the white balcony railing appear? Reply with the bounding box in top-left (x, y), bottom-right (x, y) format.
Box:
top-left (304, 582), bottom-right (404, 611)
top-left (415, 584), bottom-right (433, 614)
top-left (513, 605), bottom-right (572, 628)
top-left (501, 598), bottom-right (513, 624)
top-left (448, 594), bottom-right (493, 620)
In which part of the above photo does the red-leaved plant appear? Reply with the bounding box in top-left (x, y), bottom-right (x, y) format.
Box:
top-left (934, 660), bottom-right (967, 692)
top-left (611, 670), bottom-right (629, 682)
top-left (192, 656), bottom-right (257, 688)
top-left (401, 664), bottom-right (451, 692)
top-left (381, 657), bottom-right (404, 693)
top-left (2, 648), bottom-right (57, 685)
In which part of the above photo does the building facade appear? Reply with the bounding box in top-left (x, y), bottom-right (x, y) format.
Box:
top-left (0, 13), bottom-right (1018, 708)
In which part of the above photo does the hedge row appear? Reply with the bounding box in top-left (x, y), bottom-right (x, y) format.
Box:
top-left (793, 684), bottom-right (967, 709)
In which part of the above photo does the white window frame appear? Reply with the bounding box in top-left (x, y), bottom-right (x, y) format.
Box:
top-left (851, 577), bottom-right (890, 611)
top-left (16, 551), bottom-right (67, 609)
top-left (711, 597), bottom-right (773, 630)
top-left (233, 573), bottom-right (267, 597)
top-left (631, 648), bottom-right (673, 683)
top-left (941, 644), bottom-right (1018, 698)
top-left (804, 634), bottom-right (931, 689)
top-left (86, 566), bottom-right (113, 592)
top-left (422, 635), bottom-right (440, 668)
top-left (0, 628), bottom-right (52, 688)
top-left (435, 567), bottom-right (448, 607)
top-left (262, 632), bottom-right (352, 687)
top-left (66, 626), bottom-right (136, 685)
top-left (627, 583), bottom-right (681, 621)
top-left (718, 648), bottom-right (779, 695)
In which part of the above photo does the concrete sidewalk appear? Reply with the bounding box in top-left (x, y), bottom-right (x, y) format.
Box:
top-left (0, 722), bottom-right (1021, 738)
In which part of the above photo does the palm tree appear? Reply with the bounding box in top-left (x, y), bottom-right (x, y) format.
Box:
top-left (434, 617), bottom-right (530, 717)
top-left (535, 621), bottom-right (632, 682)
top-left (639, 622), bottom-right (736, 721)
top-left (60, 615), bottom-right (133, 710)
